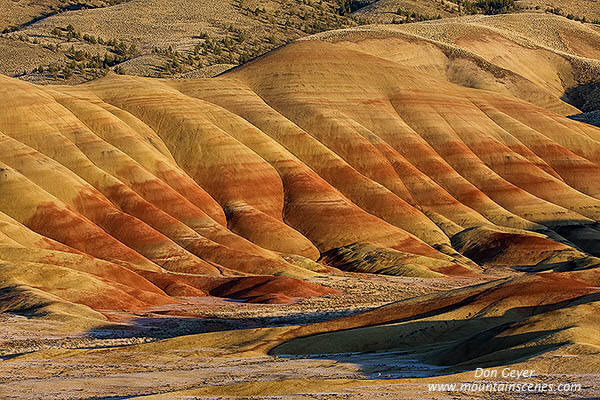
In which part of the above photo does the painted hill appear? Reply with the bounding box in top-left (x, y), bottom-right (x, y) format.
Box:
top-left (269, 268), bottom-right (600, 374)
top-left (1, 13), bottom-right (600, 329)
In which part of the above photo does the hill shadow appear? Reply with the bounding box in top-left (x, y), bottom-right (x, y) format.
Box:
top-left (568, 111), bottom-right (600, 128)
top-left (84, 306), bottom-right (373, 341)
top-left (562, 81), bottom-right (600, 113)
top-left (270, 291), bottom-right (600, 379)
top-left (563, 80), bottom-right (600, 128)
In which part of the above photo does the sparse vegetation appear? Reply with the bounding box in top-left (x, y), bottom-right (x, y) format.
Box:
top-left (2, 0), bottom-right (598, 83)
top-left (1, 0), bottom-right (132, 34)
top-left (17, 24), bottom-right (140, 81)
top-left (8, 0), bottom-right (375, 81)
top-left (454, 0), bottom-right (519, 15)
top-left (335, 0), bottom-right (374, 15)
top-left (392, 8), bottom-right (442, 24)
top-left (545, 7), bottom-right (598, 24)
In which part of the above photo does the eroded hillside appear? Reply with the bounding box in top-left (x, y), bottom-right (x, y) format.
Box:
top-left (1, 13), bottom-right (600, 399)
top-left (1, 14), bottom-right (600, 328)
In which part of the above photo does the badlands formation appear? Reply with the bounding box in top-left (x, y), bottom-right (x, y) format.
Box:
top-left (1, 12), bottom-right (600, 399)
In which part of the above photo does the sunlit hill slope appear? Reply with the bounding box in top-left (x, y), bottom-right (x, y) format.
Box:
top-left (1, 14), bottom-right (600, 330)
